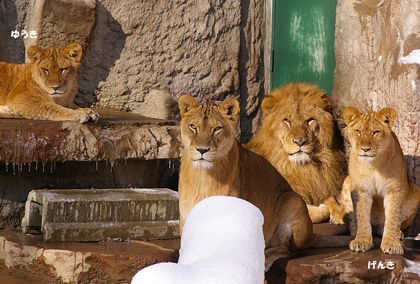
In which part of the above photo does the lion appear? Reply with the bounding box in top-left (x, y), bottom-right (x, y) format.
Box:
top-left (0, 43), bottom-right (99, 123)
top-left (341, 106), bottom-right (420, 254)
top-left (245, 83), bottom-right (346, 223)
top-left (178, 95), bottom-right (312, 270)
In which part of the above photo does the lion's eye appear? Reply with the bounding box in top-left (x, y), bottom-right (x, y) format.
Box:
top-left (307, 118), bottom-right (314, 124)
top-left (61, 67), bottom-right (68, 73)
top-left (283, 118), bottom-right (291, 126)
top-left (213, 126), bottom-right (222, 133)
top-left (42, 68), bottom-right (49, 74)
top-left (189, 124), bottom-right (197, 132)
top-left (373, 130), bottom-right (380, 135)
top-left (355, 129), bottom-right (361, 135)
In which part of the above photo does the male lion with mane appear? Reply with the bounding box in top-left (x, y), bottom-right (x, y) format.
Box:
top-left (245, 83), bottom-right (346, 223)
top-left (178, 95), bottom-right (312, 270)
top-left (0, 43), bottom-right (98, 123)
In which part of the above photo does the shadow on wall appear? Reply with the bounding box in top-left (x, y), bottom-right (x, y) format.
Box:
top-left (405, 155), bottom-right (420, 185)
top-left (238, 0), bottom-right (266, 144)
top-left (76, 2), bottom-right (126, 108)
top-left (0, 0), bottom-right (26, 63)
top-left (402, 155), bottom-right (420, 237)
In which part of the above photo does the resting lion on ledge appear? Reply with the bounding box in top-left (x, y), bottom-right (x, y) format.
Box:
top-left (245, 83), bottom-right (346, 223)
top-left (178, 95), bottom-right (312, 270)
top-left (0, 43), bottom-right (98, 123)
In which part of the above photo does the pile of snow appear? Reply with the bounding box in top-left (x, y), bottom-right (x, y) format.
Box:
top-left (131, 196), bottom-right (265, 284)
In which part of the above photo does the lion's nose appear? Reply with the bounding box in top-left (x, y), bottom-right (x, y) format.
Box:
top-left (51, 86), bottom-right (60, 91)
top-left (361, 146), bottom-right (371, 153)
top-left (196, 147), bottom-right (210, 155)
top-left (292, 137), bottom-right (307, 147)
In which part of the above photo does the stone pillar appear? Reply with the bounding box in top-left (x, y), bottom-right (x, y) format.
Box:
top-left (332, 0), bottom-right (420, 235)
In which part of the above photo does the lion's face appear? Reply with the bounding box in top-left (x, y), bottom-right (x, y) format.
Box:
top-left (27, 43), bottom-right (82, 98)
top-left (343, 107), bottom-right (396, 162)
top-left (261, 83), bottom-right (334, 165)
top-left (179, 95), bottom-right (239, 169)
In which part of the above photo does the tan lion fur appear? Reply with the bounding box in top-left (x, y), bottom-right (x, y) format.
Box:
top-left (0, 43), bottom-right (98, 123)
top-left (178, 95), bottom-right (312, 270)
top-left (341, 107), bottom-right (420, 255)
top-left (245, 83), bottom-right (346, 223)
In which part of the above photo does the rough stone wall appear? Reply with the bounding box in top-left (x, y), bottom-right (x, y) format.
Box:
top-left (239, 0), bottom-right (267, 142)
top-left (0, 0), bottom-right (266, 132)
top-left (0, 0), bottom-right (267, 228)
top-left (332, 0), bottom-right (420, 234)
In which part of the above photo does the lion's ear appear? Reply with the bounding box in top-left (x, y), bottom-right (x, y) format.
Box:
top-left (27, 46), bottom-right (44, 63)
top-left (343, 107), bottom-right (361, 126)
top-left (64, 43), bottom-right (82, 63)
top-left (179, 95), bottom-right (198, 117)
top-left (219, 98), bottom-right (239, 121)
top-left (377, 108), bottom-right (396, 128)
top-left (261, 96), bottom-right (276, 115)
top-left (319, 93), bottom-right (332, 112)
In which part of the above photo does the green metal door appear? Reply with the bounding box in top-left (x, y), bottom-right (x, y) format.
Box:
top-left (271, 0), bottom-right (337, 95)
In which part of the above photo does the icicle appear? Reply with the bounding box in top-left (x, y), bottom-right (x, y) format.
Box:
top-left (50, 163), bottom-right (53, 173)
top-left (12, 163), bottom-right (15, 175)
top-left (109, 160), bottom-right (115, 172)
top-left (42, 162), bottom-right (45, 173)
top-left (124, 158), bottom-right (127, 165)
top-left (96, 161), bottom-right (99, 171)
top-left (5, 162), bottom-right (8, 172)
top-left (35, 161), bottom-right (38, 171)
top-left (28, 163), bottom-right (31, 173)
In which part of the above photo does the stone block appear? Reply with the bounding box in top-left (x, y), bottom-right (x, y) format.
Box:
top-left (21, 188), bottom-right (180, 242)
top-left (266, 247), bottom-right (420, 284)
top-left (0, 228), bottom-right (179, 283)
top-left (0, 111), bottom-right (181, 164)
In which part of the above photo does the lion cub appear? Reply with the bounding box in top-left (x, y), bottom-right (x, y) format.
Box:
top-left (178, 95), bottom-right (312, 270)
top-left (0, 43), bottom-right (98, 123)
top-left (343, 107), bottom-right (420, 254)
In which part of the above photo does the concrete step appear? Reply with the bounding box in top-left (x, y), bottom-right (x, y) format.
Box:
top-left (0, 228), bottom-right (179, 284)
top-left (21, 188), bottom-right (180, 242)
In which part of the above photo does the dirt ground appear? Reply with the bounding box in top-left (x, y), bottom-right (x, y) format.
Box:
top-left (0, 271), bottom-right (53, 284)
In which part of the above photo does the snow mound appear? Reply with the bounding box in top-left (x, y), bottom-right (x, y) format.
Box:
top-left (131, 196), bottom-right (265, 284)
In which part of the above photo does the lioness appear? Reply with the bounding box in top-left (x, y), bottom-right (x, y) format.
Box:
top-left (245, 83), bottom-right (346, 223)
top-left (342, 106), bottom-right (420, 254)
top-left (0, 43), bottom-right (98, 123)
top-left (178, 95), bottom-right (312, 270)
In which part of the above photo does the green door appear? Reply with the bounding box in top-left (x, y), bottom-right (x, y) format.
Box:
top-left (271, 0), bottom-right (337, 95)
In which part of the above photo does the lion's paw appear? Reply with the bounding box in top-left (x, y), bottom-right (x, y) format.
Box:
top-left (329, 212), bottom-right (345, 225)
top-left (350, 238), bottom-right (373, 252)
top-left (381, 238), bottom-right (403, 255)
top-left (0, 105), bottom-right (14, 114)
top-left (72, 109), bottom-right (99, 123)
top-left (86, 109), bottom-right (99, 122)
